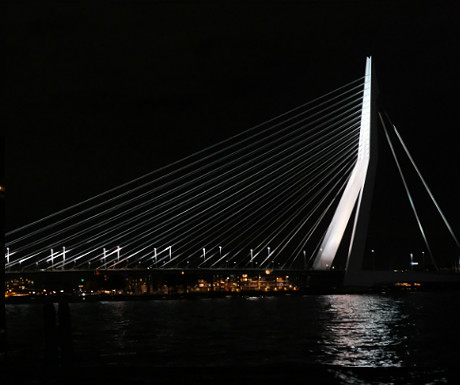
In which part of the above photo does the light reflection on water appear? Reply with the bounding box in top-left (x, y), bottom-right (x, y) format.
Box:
top-left (5, 292), bottom-right (460, 376)
top-left (318, 294), bottom-right (406, 367)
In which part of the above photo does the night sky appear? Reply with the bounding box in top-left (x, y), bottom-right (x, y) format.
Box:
top-left (4, 1), bottom-right (459, 260)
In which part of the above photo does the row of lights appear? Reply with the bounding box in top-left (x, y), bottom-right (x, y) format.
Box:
top-left (6, 245), bottom-right (283, 265)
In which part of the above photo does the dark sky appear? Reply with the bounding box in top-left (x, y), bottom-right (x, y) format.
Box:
top-left (4, 1), bottom-right (460, 257)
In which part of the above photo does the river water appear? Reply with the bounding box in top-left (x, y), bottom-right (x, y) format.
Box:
top-left (4, 291), bottom-right (460, 384)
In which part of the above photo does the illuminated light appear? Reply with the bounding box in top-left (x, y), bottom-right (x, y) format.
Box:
top-left (313, 57), bottom-right (373, 271)
top-left (181, 271), bottom-right (185, 275)
top-left (395, 282), bottom-right (411, 287)
top-left (265, 269), bottom-right (272, 275)
top-left (62, 246), bottom-right (67, 268)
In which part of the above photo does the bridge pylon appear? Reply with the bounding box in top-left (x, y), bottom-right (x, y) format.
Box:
top-left (312, 57), bottom-right (379, 283)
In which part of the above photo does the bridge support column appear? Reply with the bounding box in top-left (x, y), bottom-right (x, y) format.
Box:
top-left (312, 57), bottom-right (378, 285)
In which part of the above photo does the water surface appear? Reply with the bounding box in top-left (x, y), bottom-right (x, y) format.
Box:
top-left (5, 292), bottom-right (459, 383)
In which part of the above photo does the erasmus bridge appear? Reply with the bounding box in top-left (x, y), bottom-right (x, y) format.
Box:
top-left (4, 57), bottom-right (460, 288)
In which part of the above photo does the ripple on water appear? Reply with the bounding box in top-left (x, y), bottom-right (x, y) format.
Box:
top-left (5, 291), bottom-right (460, 375)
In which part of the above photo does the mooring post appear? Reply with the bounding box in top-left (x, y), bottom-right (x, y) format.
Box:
top-left (43, 303), bottom-right (58, 366)
top-left (43, 301), bottom-right (73, 368)
top-left (58, 301), bottom-right (73, 367)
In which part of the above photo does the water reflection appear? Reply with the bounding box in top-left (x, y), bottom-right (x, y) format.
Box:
top-left (6, 292), bottom-right (459, 375)
top-left (319, 294), bottom-right (407, 367)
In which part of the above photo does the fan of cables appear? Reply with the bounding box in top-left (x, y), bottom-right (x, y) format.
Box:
top-left (6, 76), bottom-right (366, 272)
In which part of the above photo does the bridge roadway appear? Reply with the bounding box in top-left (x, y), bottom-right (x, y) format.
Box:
top-left (6, 267), bottom-right (335, 276)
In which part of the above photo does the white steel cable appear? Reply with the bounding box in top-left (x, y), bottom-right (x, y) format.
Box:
top-left (7, 86), bottom-right (364, 249)
top-left (7, 77), bottom-right (364, 238)
top-left (9, 111), bottom-right (362, 266)
top-left (380, 112), bottom-right (439, 271)
top-left (384, 112), bottom-right (460, 250)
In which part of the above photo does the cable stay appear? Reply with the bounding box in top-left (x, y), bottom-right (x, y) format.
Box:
top-left (379, 112), bottom-right (439, 271)
top-left (383, 112), bottom-right (460, 251)
top-left (10, 110), bottom-right (361, 268)
top-left (6, 76), bottom-right (365, 239)
top-left (5, 74), bottom-right (403, 272)
top-left (8, 101), bottom-right (363, 255)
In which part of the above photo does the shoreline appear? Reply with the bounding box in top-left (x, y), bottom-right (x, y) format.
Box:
top-left (5, 281), bottom-right (459, 304)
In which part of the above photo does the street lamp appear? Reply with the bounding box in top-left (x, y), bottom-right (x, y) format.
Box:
top-left (409, 253), bottom-right (418, 270)
top-left (50, 248), bottom-right (55, 269)
top-left (62, 246), bottom-right (66, 270)
top-left (103, 248), bottom-right (107, 268)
